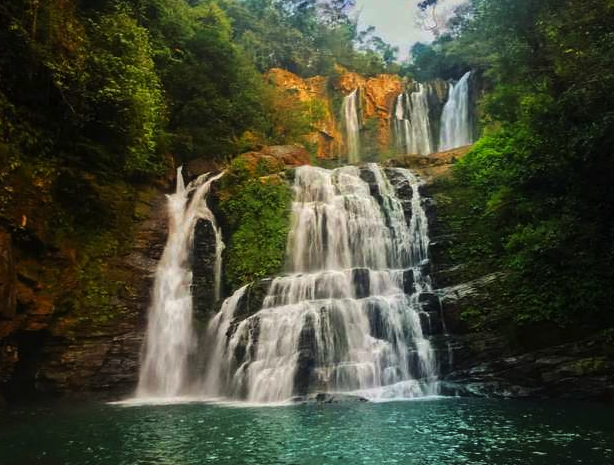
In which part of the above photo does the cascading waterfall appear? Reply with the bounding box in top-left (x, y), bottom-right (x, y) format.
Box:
top-left (394, 93), bottom-right (412, 154)
top-left (439, 71), bottom-right (473, 151)
top-left (203, 164), bottom-right (438, 402)
top-left (136, 168), bottom-right (224, 398)
top-left (393, 84), bottom-right (434, 155)
top-left (341, 89), bottom-right (361, 163)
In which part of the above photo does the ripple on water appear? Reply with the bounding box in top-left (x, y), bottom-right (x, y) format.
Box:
top-left (0, 398), bottom-right (613, 465)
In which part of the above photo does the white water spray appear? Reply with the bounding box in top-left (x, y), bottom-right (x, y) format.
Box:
top-left (341, 89), bottom-right (361, 163)
top-left (393, 84), bottom-right (434, 155)
top-left (203, 165), bottom-right (438, 402)
top-left (136, 168), bottom-right (224, 398)
top-left (439, 71), bottom-right (473, 151)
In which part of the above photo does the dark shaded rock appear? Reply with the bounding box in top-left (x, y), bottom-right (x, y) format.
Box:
top-left (359, 168), bottom-right (383, 205)
top-left (383, 168), bottom-right (414, 200)
top-left (230, 317), bottom-right (261, 380)
top-left (383, 168), bottom-right (413, 221)
top-left (0, 231), bottom-right (17, 320)
top-left (191, 218), bottom-right (219, 319)
top-left (232, 279), bottom-right (272, 324)
top-left (352, 268), bottom-right (370, 299)
top-left (439, 333), bottom-right (614, 402)
top-left (418, 292), bottom-right (441, 313)
top-left (1, 185), bottom-right (169, 402)
top-left (308, 392), bottom-right (369, 403)
top-left (402, 269), bottom-right (415, 294)
top-left (407, 350), bottom-right (426, 379)
top-left (419, 311), bottom-right (445, 337)
top-left (365, 300), bottom-right (388, 340)
top-left (294, 313), bottom-right (317, 396)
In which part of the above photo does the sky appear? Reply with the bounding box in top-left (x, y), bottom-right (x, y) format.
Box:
top-left (353, 0), bottom-right (466, 60)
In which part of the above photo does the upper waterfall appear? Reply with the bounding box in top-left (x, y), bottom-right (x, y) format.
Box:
top-left (341, 89), bottom-right (361, 163)
top-left (202, 164), bottom-right (439, 402)
top-left (136, 168), bottom-right (224, 398)
top-left (439, 71), bottom-right (473, 151)
top-left (393, 84), bottom-right (434, 156)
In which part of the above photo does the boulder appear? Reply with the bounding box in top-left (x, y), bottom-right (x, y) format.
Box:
top-left (307, 392), bottom-right (369, 403)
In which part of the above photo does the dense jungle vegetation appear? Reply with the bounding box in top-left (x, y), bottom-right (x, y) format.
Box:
top-left (0, 0), bottom-right (399, 304)
top-left (419, 0), bottom-right (614, 330)
top-left (1, 0), bottom-right (613, 333)
top-left (0, 0), bottom-right (398, 180)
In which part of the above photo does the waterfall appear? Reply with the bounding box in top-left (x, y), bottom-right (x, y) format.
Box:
top-left (136, 168), bottom-right (224, 398)
top-left (439, 71), bottom-right (473, 151)
top-left (393, 84), bottom-right (434, 156)
top-left (341, 89), bottom-right (361, 163)
top-left (394, 94), bottom-right (412, 154)
top-left (204, 164), bottom-right (438, 402)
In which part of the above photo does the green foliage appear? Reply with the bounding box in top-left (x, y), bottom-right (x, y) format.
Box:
top-left (218, 0), bottom-right (400, 77)
top-left (402, 38), bottom-right (469, 81)
top-left (86, 9), bottom-right (165, 176)
top-left (417, 0), bottom-right (614, 330)
top-left (219, 156), bottom-right (292, 289)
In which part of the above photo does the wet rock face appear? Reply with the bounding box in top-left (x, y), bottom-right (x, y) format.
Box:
top-left (421, 178), bottom-right (614, 403)
top-left (439, 335), bottom-right (614, 402)
top-left (267, 68), bottom-right (343, 159)
top-left (191, 218), bottom-right (219, 319)
top-left (351, 268), bottom-right (371, 299)
top-left (0, 231), bottom-right (17, 320)
top-left (0, 186), bottom-right (169, 402)
top-left (294, 313), bottom-right (317, 397)
top-left (232, 279), bottom-right (273, 325)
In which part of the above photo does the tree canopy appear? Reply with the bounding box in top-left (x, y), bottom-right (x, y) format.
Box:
top-left (418, 0), bottom-right (614, 325)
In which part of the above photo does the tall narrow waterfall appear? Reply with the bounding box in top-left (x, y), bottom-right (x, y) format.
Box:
top-left (341, 89), bottom-right (361, 163)
top-left (136, 168), bottom-right (224, 398)
top-left (439, 71), bottom-right (473, 151)
top-left (393, 84), bottom-right (434, 155)
top-left (203, 164), bottom-right (438, 402)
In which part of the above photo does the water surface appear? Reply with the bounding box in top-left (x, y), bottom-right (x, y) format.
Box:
top-left (1, 398), bottom-right (613, 464)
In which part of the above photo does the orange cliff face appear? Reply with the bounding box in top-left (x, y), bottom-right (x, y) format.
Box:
top-left (336, 72), bottom-right (404, 152)
top-left (267, 68), bottom-right (406, 159)
top-left (266, 68), bottom-right (342, 159)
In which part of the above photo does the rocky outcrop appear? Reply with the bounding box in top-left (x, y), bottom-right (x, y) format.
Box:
top-left (0, 167), bottom-right (171, 401)
top-left (387, 145), bottom-right (473, 182)
top-left (268, 68), bottom-right (413, 160)
top-left (261, 145), bottom-right (311, 166)
top-left (235, 146), bottom-right (311, 173)
top-left (415, 152), bottom-right (614, 403)
top-left (440, 333), bottom-right (614, 401)
top-left (268, 68), bottom-right (479, 162)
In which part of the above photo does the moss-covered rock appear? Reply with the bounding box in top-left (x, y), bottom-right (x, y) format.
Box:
top-left (217, 153), bottom-right (293, 292)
